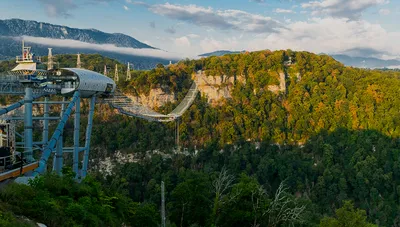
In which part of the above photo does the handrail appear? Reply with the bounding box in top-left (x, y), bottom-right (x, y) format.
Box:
top-left (110, 81), bottom-right (198, 122)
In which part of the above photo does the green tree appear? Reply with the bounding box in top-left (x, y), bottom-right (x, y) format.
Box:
top-left (320, 201), bottom-right (377, 227)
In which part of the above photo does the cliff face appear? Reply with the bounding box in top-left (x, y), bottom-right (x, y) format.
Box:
top-left (126, 70), bottom-right (294, 108)
top-left (126, 86), bottom-right (176, 109)
top-left (267, 72), bottom-right (286, 94)
top-left (140, 87), bottom-right (176, 109)
top-left (193, 70), bottom-right (246, 105)
top-left (193, 70), bottom-right (291, 105)
top-left (193, 71), bottom-right (233, 105)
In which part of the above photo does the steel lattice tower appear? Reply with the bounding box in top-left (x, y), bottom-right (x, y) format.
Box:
top-left (77, 54), bottom-right (82, 68)
top-left (126, 62), bottom-right (131, 81)
top-left (47, 48), bottom-right (53, 70)
top-left (114, 64), bottom-right (119, 82)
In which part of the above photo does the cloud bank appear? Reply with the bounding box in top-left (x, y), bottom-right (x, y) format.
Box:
top-left (247, 17), bottom-right (400, 59)
top-left (13, 36), bottom-right (184, 60)
top-left (37, 0), bottom-right (77, 18)
top-left (302, 0), bottom-right (388, 19)
top-left (136, 2), bottom-right (284, 33)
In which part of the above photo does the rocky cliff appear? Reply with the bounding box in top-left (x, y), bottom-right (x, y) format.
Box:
top-left (193, 71), bottom-right (234, 105)
top-left (193, 70), bottom-right (290, 105)
top-left (126, 86), bottom-right (176, 109)
top-left (267, 72), bottom-right (286, 94)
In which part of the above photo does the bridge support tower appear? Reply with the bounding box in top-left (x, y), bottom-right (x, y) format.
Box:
top-left (24, 87), bottom-right (34, 162)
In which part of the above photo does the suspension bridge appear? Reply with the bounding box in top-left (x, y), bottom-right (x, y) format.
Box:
top-left (0, 42), bottom-right (198, 183)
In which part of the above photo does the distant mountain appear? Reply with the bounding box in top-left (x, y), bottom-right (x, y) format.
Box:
top-left (199, 50), bottom-right (245, 57)
top-left (0, 19), bottom-right (172, 69)
top-left (330, 54), bottom-right (400, 69)
top-left (0, 19), bottom-right (153, 49)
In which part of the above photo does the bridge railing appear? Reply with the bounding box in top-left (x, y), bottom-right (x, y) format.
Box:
top-left (109, 81), bottom-right (198, 122)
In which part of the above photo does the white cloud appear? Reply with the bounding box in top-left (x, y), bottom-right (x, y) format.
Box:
top-left (379, 8), bottom-right (391, 15)
top-left (123, 5), bottom-right (129, 11)
top-left (139, 3), bottom-right (284, 33)
top-left (199, 37), bottom-right (239, 53)
top-left (37, 0), bottom-right (77, 18)
top-left (174, 36), bottom-right (191, 47)
top-left (275, 8), bottom-right (294, 14)
top-left (36, 0), bottom-right (119, 18)
top-left (165, 27), bottom-right (176, 34)
top-left (15, 36), bottom-right (183, 59)
top-left (187, 34), bottom-right (200, 39)
top-left (247, 17), bottom-right (400, 59)
top-left (302, 0), bottom-right (388, 19)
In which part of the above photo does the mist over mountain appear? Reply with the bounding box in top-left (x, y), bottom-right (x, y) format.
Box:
top-left (0, 19), bottom-right (153, 48)
top-left (199, 50), bottom-right (245, 57)
top-left (330, 54), bottom-right (400, 69)
top-left (0, 19), bottom-right (172, 69)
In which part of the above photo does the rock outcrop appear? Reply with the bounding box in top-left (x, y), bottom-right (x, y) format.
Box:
top-left (126, 86), bottom-right (176, 109)
top-left (193, 70), bottom-right (246, 105)
top-left (267, 72), bottom-right (286, 94)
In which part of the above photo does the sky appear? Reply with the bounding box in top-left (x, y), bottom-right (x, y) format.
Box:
top-left (1, 0), bottom-right (400, 59)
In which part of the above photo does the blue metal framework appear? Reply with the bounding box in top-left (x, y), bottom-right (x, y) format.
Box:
top-left (34, 91), bottom-right (80, 175)
top-left (81, 96), bottom-right (96, 178)
top-left (73, 91), bottom-right (81, 178)
top-left (0, 51), bottom-right (197, 182)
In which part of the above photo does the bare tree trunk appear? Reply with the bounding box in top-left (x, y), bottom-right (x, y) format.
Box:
top-left (180, 203), bottom-right (185, 227)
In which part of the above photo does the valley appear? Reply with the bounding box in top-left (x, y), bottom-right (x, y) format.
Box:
top-left (1, 49), bottom-right (398, 226)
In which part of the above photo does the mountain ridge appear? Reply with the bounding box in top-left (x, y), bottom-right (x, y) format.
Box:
top-left (0, 18), bottom-right (154, 49)
top-left (199, 50), bottom-right (245, 57)
top-left (199, 49), bottom-right (400, 69)
top-left (0, 18), bottom-right (171, 69)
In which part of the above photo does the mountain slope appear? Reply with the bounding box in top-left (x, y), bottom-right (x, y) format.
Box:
top-left (0, 19), bottom-right (171, 69)
top-left (200, 50), bottom-right (400, 69)
top-left (331, 54), bottom-right (400, 68)
top-left (199, 50), bottom-right (244, 57)
top-left (0, 19), bottom-right (153, 49)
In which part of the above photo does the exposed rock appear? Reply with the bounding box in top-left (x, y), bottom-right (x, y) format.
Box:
top-left (296, 72), bottom-right (301, 82)
top-left (126, 86), bottom-right (176, 109)
top-left (235, 74), bottom-right (246, 85)
top-left (268, 72), bottom-right (286, 94)
top-left (141, 87), bottom-right (175, 109)
top-left (193, 70), bottom-right (245, 105)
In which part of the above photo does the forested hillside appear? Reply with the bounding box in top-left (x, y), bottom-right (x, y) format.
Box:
top-left (0, 50), bottom-right (399, 226)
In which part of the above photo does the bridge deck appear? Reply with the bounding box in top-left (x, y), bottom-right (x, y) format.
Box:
top-left (108, 82), bottom-right (198, 122)
top-left (0, 162), bottom-right (39, 182)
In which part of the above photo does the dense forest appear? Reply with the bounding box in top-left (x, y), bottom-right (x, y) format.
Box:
top-left (0, 50), bottom-right (399, 226)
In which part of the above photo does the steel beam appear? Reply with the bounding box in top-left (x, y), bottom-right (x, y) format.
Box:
top-left (43, 97), bottom-right (49, 146)
top-left (73, 93), bottom-right (81, 178)
top-left (33, 101), bottom-right (70, 104)
top-left (54, 97), bottom-right (66, 175)
top-left (24, 87), bottom-right (33, 162)
top-left (60, 147), bottom-right (86, 152)
top-left (34, 91), bottom-right (80, 176)
top-left (1, 116), bottom-right (60, 121)
top-left (0, 99), bottom-right (24, 116)
top-left (16, 142), bottom-right (46, 145)
top-left (81, 96), bottom-right (96, 178)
